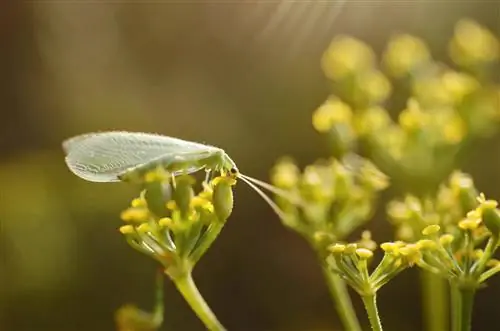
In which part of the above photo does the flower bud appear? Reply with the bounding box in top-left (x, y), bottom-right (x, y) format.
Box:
top-left (173, 175), bottom-right (195, 219)
top-left (212, 176), bottom-right (236, 221)
top-left (481, 205), bottom-right (500, 236)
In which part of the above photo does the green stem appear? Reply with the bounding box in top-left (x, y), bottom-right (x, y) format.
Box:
top-left (189, 222), bottom-right (225, 265)
top-left (361, 294), bottom-right (383, 331)
top-left (322, 268), bottom-right (362, 331)
top-left (173, 272), bottom-right (226, 331)
top-left (420, 270), bottom-right (448, 331)
top-left (451, 283), bottom-right (476, 331)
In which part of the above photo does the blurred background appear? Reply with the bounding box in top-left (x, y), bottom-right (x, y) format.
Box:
top-left (0, 1), bottom-right (499, 330)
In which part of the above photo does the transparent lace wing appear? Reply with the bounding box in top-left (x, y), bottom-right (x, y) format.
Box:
top-left (63, 131), bottom-right (219, 182)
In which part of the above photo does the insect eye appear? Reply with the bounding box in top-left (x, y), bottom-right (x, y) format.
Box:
top-left (229, 167), bottom-right (238, 175)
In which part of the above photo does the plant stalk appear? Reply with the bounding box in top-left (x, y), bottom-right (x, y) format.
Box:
top-left (322, 267), bottom-right (362, 331)
top-left (451, 283), bottom-right (475, 331)
top-left (421, 270), bottom-right (448, 331)
top-left (173, 272), bottom-right (226, 331)
top-left (361, 294), bottom-right (383, 331)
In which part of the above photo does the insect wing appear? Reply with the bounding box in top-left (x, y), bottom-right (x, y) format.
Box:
top-left (63, 131), bottom-right (217, 182)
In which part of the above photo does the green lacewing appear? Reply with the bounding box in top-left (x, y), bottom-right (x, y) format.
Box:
top-left (63, 131), bottom-right (238, 183)
top-left (62, 131), bottom-right (290, 218)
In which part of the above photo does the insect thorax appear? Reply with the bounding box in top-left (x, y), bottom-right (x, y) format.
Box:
top-left (119, 148), bottom-right (237, 183)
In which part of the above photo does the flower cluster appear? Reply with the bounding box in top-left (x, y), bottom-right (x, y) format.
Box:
top-left (270, 154), bottom-right (389, 251)
top-left (118, 168), bottom-right (236, 277)
top-left (408, 193), bottom-right (500, 288)
top-left (327, 191), bottom-right (500, 296)
top-left (326, 238), bottom-right (419, 296)
top-left (315, 19), bottom-right (500, 193)
top-left (387, 171), bottom-right (479, 242)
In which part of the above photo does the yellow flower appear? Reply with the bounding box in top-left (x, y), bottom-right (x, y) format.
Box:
top-left (271, 158), bottom-right (300, 189)
top-left (321, 36), bottom-right (375, 80)
top-left (438, 111), bottom-right (466, 144)
top-left (383, 34), bottom-right (431, 77)
top-left (398, 99), bottom-right (429, 132)
top-left (312, 97), bottom-right (353, 132)
top-left (441, 71), bottom-right (479, 104)
top-left (354, 106), bottom-right (392, 136)
top-left (357, 70), bottom-right (392, 104)
top-left (449, 19), bottom-right (499, 66)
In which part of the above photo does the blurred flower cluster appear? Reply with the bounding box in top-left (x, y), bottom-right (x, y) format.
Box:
top-left (270, 18), bottom-right (500, 331)
top-left (316, 19), bottom-right (500, 193)
top-left (387, 171), bottom-right (479, 242)
top-left (118, 168), bottom-right (236, 277)
top-left (271, 154), bottom-right (389, 253)
top-left (115, 271), bottom-right (164, 331)
top-left (405, 193), bottom-right (500, 289)
top-left (327, 191), bottom-right (500, 298)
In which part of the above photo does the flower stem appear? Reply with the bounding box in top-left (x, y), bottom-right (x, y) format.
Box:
top-left (421, 270), bottom-right (448, 331)
top-left (451, 283), bottom-right (476, 331)
top-left (189, 222), bottom-right (225, 265)
top-left (361, 294), bottom-right (383, 331)
top-left (322, 267), bottom-right (362, 331)
top-left (173, 272), bottom-right (226, 331)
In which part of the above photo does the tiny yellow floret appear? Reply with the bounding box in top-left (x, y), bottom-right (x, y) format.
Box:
top-left (312, 98), bottom-right (353, 133)
top-left (120, 208), bottom-right (149, 223)
top-left (458, 218), bottom-right (480, 231)
top-left (119, 225), bottom-right (135, 234)
top-left (344, 243), bottom-right (358, 254)
top-left (416, 239), bottom-right (437, 250)
top-left (473, 249), bottom-right (484, 259)
top-left (271, 158), bottom-right (300, 189)
top-left (422, 224), bottom-right (441, 236)
top-left (383, 34), bottom-right (430, 77)
top-left (399, 244), bottom-right (421, 264)
top-left (358, 70), bottom-right (392, 104)
top-left (321, 36), bottom-right (375, 80)
top-left (166, 200), bottom-right (177, 210)
top-left (449, 19), bottom-right (499, 66)
top-left (137, 223), bottom-right (153, 233)
top-left (328, 243), bottom-right (346, 254)
top-left (439, 234), bottom-right (455, 246)
top-left (131, 197), bottom-right (147, 208)
top-left (158, 217), bottom-right (173, 227)
top-left (380, 242), bottom-right (398, 253)
top-left (356, 248), bottom-right (374, 259)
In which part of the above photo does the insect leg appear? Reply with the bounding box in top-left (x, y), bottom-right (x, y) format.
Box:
top-left (170, 173), bottom-right (177, 189)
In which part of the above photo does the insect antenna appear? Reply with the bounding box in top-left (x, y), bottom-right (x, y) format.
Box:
top-left (238, 175), bottom-right (288, 220)
top-left (238, 173), bottom-right (300, 204)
